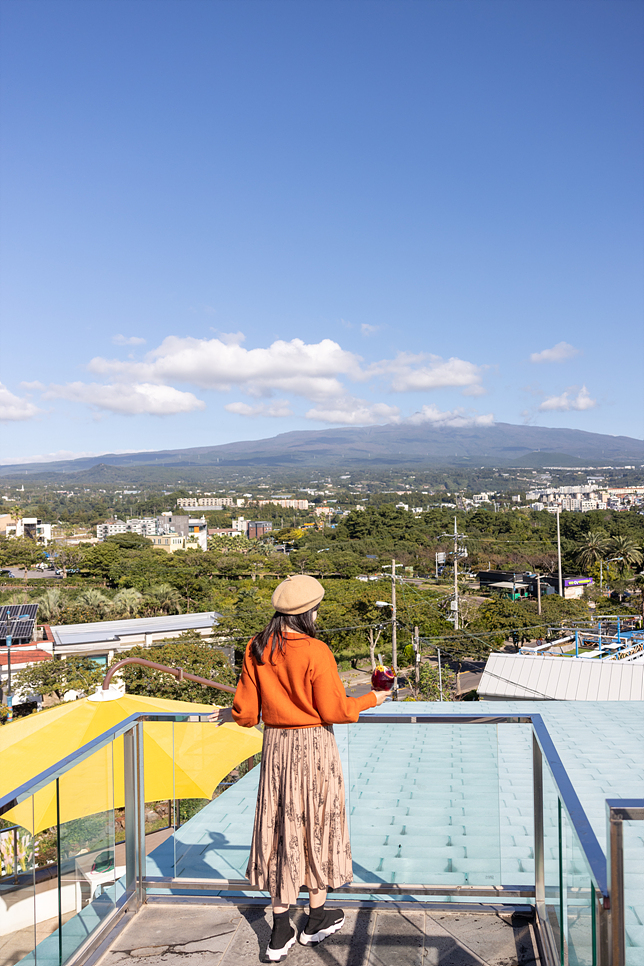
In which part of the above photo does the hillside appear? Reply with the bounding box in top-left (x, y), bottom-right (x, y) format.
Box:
top-left (1, 421), bottom-right (642, 477)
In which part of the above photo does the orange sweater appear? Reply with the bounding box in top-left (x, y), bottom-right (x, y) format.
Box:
top-left (232, 632), bottom-right (377, 729)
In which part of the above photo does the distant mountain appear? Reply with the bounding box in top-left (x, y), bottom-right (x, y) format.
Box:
top-left (1, 422), bottom-right (642, 477)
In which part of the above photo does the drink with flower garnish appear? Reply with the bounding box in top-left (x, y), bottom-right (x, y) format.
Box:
top-left (371, 664), bottom-right (395, 692)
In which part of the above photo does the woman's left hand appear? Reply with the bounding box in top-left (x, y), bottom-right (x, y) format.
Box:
top-left (208, 707), bottom-right (234, 723)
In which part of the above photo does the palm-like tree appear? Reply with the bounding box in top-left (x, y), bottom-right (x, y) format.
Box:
top-left (576, 531), bottom-right (609, 572)
top-left (148, 583), bottom-right (183, 615)
top-left (76, 589), bottom-right (111, 615)
top-left (37, 588), bottom-right (64, 623)
top-left (608, 535), bottom-right (643, 575)
top-left (111, 588), bottom-right (143, 618)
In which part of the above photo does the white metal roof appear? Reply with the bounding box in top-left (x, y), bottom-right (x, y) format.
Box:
top-left (479, 652), bottom-right (644, 701)
top-left (51, 611), bottom-right (222, 648)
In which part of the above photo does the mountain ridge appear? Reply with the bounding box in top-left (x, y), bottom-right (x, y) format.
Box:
top-left (1, 421), bottom-right (642, 476)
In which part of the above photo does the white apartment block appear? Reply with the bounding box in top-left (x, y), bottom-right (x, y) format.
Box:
top-left (96, 518), bottom-right (159, 540)
top-left (258, 499), bottom-right (309, 510)
top-left (176, 497), bottom-right (239, 510)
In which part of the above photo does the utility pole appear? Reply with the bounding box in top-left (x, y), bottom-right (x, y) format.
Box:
top-left (442, 517), bottom-right (467, 632)
top-left (536, 574), bottom-right (542, 616)
top-left (391, 558), bottom-right (397, 698)
top-left (556, 508), bottom-right (563, 597)
top-left (414, 626), bottom-right (420, 686)
top-left (381, 559), bottom-right (403, 699)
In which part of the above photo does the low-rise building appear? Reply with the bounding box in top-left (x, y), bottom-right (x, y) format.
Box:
top-left (5, 518), bottom-right (52, 545)
top-left (247, 521), bottom-right (272, 540)
top-left (258, 499), bottom-right (309, 510)
top-left (49, 611), bottom-right (226, 666)
top-left (176, 496), bottom-right (238, 510)
top-left (149, 534), bottom-right (186, 552)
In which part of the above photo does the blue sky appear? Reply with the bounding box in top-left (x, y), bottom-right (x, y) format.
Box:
top-left (1, 0), bottom-right (642, 463)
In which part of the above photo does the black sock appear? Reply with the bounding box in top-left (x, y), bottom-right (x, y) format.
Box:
top-left (307, 904), bottom-right (326, 926)
top-left (270, 909), bottom-right (292, 948)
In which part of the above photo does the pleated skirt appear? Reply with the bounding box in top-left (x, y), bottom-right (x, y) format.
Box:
top-left (246, 725), bottom-right (352, 905)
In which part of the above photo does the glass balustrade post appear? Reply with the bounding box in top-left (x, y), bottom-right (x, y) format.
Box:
top-left (607, 804), bottom-right (625, 966)
top-left (124, 722), bottom-right (145, 910)
top-left (532, 733), bottom-right (549, 945)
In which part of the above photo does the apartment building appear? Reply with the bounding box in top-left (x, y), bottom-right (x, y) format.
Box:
top-left (96, 514), bottom-right (208, 550)
top-left (176, 496), bottom-right (243, 510)
top-left (257, 499), bottom-right (309, 510)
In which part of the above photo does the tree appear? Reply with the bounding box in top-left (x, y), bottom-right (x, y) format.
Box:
top-left (80, 542), bottom-right (123, 585)
top-left (13, 656), bottom-right (105, 702)
top-left (633, 573), bottom-right (644, 619)
top-left (576, 531), bottom-right (609, 572)
top-left (36, 588), bottom-right (64, 623)
top-left (48, 543), bottom-right (84, 578)
top-left (1, 538), bottom-right (46, 580)
top-left (105, 533), bottom-right (153, 550)
top-left (112, 633), bottom-right (236, 705)
top-left (608, 536), bottom-right (643, 575)
top-left (111, 587), bottom-right (143, 617)
top-left (408, 660), bottom-right (454, 701)
top-left (147, 583), bottom-right (183, 614)
top-left (76, 589), bottom-right (111, 616)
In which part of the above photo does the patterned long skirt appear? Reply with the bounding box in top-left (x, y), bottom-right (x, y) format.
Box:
top-left (246, 725), bottom-right (352, 906)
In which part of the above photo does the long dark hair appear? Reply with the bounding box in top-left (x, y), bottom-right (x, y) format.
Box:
top-left (251, 608), bottom-right (318, 665)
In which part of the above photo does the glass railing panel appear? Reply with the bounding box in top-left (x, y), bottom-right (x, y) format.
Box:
top-left (562, 806), bottom-right (594, 966)
top-left (146, 717), bottom-right (263, 891)
top-left (344, 722), bottom-right (501, 896)
top-left (623, 819), bottom-right (644, 966)
top-left (541, 759), bottom-right (563, 964)
top-left (0, 799), bottom-right (36, 966)
top-left (498, 721), bottom-right (533, 887)
top-left (55, 740), bottom-right (117, 966)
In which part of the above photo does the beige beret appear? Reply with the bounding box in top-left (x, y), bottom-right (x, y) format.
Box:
top-left (271, 575), bottom-right (325, 615)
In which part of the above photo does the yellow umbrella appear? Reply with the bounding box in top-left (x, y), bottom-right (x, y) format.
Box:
top-left (0, 693), bottom-right (262, 833)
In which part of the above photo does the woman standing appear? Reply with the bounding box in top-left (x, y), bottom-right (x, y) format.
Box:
top-left (232, 574), bottom-right (387, 961)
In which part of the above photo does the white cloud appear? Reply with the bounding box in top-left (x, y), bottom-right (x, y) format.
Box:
top-left (0, 383), bottom-right (41, 421)
top-left (43, 333), bottom-right (489, 422)
top-left (225, 400), bottom-right (294, 418)
top-left (45, 382), bottom-right (205, 416)
top-left (87, 336), bottom-right (365, 402)
top-left (371, 352), bottom-right (485, 394)
top-left (305, 398), bottom-right (401, 426)
top-left (406, 405), bottom-right (495, 427)
top-left (538, 385), bottom-right (596, 412)
top-left (530, 342), bottom-right (579, 364)
top-left (112, 334), bottom-right (146, 346)
top-left (360, 323), bottom-right (380, 336)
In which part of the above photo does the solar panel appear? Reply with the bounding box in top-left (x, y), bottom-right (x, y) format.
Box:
top-left (0, 603), bottom-right (39, 644)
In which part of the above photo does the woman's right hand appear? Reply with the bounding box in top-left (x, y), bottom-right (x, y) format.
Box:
top-left (371, 689), bottom-right (389, 706)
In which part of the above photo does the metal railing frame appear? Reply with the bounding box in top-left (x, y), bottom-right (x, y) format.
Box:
top-left (606, 799), bottom-right (644, 966)
top-left (0, 711), bottom-right (635, 966)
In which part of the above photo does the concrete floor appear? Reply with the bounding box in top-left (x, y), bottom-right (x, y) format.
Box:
top-left (97, 902), bottom-right (541, 966)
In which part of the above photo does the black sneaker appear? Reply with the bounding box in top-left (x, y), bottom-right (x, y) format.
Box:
top-left (299, 907), bottom-right (345, 945)
top-left (266, 923), bottom-right (297, 961)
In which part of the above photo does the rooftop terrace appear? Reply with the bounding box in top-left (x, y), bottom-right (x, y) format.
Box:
top-left (2, 702), bottom-right (643, 966)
